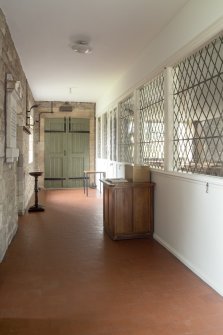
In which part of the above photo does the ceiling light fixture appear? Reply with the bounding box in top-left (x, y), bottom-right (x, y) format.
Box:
top-left (71, 40), bottom-right (92, 54)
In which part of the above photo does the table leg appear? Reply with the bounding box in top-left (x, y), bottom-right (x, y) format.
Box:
top-left (86, 173), bottom-right (88, 196)
top-left (83, 172), bottom-right (86, 194)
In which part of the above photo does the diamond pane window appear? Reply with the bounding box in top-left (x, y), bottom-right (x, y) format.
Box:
top-left (173, 34), bottom-right (223, 176)
top-left (109, 111), bottom-right (112, 160)
top-left (119, 95), bottom-right (134, 163)
top-left (97, 117), bottom-right (101, 158)
top-left (113, 108), bottom-right (117, 161)
top-left (102, 113), bottom-right (108, 159)
top-left (139, 74), bottom-right (164, 169)
top-left (110, 107), bottom-right (117, 161)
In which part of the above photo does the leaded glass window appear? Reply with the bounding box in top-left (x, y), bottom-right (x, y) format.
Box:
top-left (119, 95), bottom-right (134, 163)
top-left (102, 113), bottom-right (108, 159)
top-left (109, 111), bottom-right (112, 160)
top-left (97, 117), bottom-right (101, 158)
top-left (139, 74), bottom-right (165, 169)
top-left (113, 107), bottom-right (117, 161)
top-left (173, 34), bottom-right (223, 176)
top-left (109, 107), bottom-right (117, 161)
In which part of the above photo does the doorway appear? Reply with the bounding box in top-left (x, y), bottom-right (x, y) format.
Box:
top-left (44, 117), bottom-right (90, 188)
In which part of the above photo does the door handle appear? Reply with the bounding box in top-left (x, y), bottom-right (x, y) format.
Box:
top-left (64, 150), bottom-right (66, 156)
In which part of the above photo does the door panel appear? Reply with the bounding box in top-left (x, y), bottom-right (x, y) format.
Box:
top-left (133, 186), bottom-right (151, 233)
top-left (69, 117), bottom-right (89, 132)
top-left (45, 117), bottom-right (66, 132)
top-left (67, 118), bottom-right (90, 188)
top-left (67, 155), bottom-right (85, 188)
top-left (44, 131), bottom-right (66, 188)
top-left (44, 117), bottom-right (89, 188)
top-left (115, 188), bottom-right (133, 234)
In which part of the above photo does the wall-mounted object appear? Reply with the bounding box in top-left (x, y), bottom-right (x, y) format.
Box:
top-left (5, 74), bottom-right (22, 163)
top-left (35, 101), bottom-right (54, 130)
top-left (26, 104), bottom-right (39, 127)
top-left (59, 102), bottom-right (73, 112)
top-left (23, 126), bottom-right (31, 135)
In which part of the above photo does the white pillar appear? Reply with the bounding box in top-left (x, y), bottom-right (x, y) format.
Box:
top-left (164, 67), bottom-right (174, 171)
top-left (134, 89), bottom-right (140, 165)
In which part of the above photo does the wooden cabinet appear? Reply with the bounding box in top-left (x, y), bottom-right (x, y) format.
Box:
top-left (102, 181), bottom-right (155, 240)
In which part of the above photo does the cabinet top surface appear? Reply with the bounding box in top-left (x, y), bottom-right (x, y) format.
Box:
top-left (101, 179), bottom-right (155, 188)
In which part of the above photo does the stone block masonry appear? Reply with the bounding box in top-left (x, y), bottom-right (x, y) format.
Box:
top-left (0, 9), bottom-right (36, 261)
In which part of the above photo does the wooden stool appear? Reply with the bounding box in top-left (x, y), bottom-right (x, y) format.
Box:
top-left (28, 172), bottom-right (45, 212)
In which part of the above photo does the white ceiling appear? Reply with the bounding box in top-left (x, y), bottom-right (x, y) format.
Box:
top-left (0, 0), bottom-right (189, 102)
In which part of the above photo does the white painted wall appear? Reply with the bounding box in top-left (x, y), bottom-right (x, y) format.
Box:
top-left (97, 0), bottom-right (223, 114)
top-left (96, 0), bottom-right (223, 295)
top-left (152, 171), bottom-right (223, 295)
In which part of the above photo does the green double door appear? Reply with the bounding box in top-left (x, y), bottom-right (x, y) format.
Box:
top-left (44, 117), bottom-right (90, 188)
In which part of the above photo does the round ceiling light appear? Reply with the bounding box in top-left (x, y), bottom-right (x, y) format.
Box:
top-left (71, 41), bottom-right (92, 54)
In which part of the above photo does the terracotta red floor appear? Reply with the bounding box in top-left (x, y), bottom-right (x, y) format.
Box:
top-left (0, 189), bottom-right (223, 335)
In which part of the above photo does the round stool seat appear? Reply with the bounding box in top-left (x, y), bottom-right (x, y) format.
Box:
top-left (29, 171), bottom-right (43, 177)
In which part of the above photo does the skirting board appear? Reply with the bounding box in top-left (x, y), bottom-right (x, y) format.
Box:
top-left (7, 223), bottom-right (18, 246)
top-left (153, 233), bottom-right (223, 297)
top-left (0, 223), bottom-right (18, 263)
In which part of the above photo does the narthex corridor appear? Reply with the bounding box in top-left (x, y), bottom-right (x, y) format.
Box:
top-left (0, 190), bottom-right (223, 334)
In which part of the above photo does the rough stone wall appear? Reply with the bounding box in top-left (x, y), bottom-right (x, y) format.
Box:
top-left (0, 9), bottom-right (37, 261)
top-left (0, 8), bottom-right (96, 261)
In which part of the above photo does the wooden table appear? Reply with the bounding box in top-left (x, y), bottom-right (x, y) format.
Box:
top-left (83, 170), bottom-right (106, 196)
